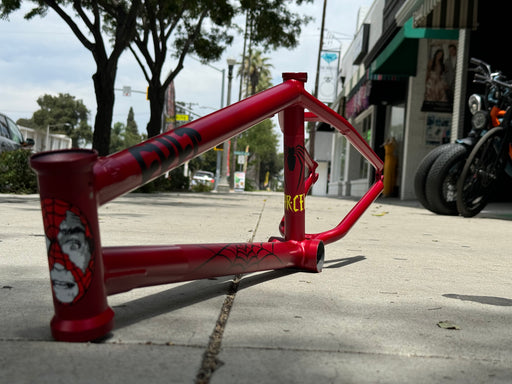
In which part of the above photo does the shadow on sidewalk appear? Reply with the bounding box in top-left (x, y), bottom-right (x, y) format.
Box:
top-left (112, 256), bottom-right (366, 334)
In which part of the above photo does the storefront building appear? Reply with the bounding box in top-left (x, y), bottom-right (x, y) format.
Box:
top-left (327, 0), bottom-right (488, 200)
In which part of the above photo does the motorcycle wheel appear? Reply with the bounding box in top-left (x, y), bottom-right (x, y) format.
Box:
top-left (425, 143), bottom-right (468, 215)
top-left (456, 127), bottom-right (507, 217)
top-left (414, 144), bottom-right (455, 212)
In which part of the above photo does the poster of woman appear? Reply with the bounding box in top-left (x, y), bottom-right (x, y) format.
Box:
top-left (422, 40), bottom-right (458, 112)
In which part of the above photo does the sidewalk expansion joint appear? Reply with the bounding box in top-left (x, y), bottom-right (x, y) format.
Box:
top-left (194, 274), bottom-right (241, 384)
top-left (195, 198), bottom-right (266, 383)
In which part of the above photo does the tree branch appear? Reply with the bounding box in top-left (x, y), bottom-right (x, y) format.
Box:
top-left (42, 0), bottom-right (95, 51)
top-left (164, 9), bottom-right (207, 90)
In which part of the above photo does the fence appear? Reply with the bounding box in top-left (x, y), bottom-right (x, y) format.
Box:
top-left (19, 126), bottom-right (72, 152)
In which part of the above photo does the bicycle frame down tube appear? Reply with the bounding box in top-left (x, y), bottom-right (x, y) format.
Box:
top-left (30, 72), bottom-right (383, 342)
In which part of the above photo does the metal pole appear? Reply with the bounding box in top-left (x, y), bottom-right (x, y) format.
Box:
top-left (218, 59), bottom-right (236, 193)
top-left (310, 0), bottom-right (328, 161)
top-left (214, 68), bottom-right (226, 190)
top-left (45, 125), bottom-right (50, 151)
top-left (46, 123), bottom-right (70, 151)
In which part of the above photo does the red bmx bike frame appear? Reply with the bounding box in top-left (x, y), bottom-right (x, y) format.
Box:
top-left (30, 72), bottom-right (383, 342)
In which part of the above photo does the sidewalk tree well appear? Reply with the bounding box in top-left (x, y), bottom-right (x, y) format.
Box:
top-left (0, 0), bottom-right (142, 156)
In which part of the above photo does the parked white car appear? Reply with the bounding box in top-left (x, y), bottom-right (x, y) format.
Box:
top-left (191, 170), bottom-right (215, 187)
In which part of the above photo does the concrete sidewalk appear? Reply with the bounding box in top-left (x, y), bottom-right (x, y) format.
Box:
top-left (1, 192), bottom-right (512, 383)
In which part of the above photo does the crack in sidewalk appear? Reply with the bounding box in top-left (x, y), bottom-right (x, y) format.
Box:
top-left (194, 198), bottom-right (267, 384)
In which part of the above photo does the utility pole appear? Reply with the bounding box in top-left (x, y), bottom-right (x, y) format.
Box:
top-left (310, 0), bottom-right (328, 161)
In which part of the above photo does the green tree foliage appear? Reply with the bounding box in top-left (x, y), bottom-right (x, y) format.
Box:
top-left (19, 93), bottom-right (92, 148)
top-left (125, 107), bottom-right (140, 147)
top-left (109, 107), bottom-right (142, 153)
top-left (134, 167), bottom-right (189, 192)
top-left (236, 118), bottom-right (281, 189)
top-left (189, 149), bottom-right (217, 175)
top-left (238, 49), bottom-right (273, 98)
top-left (109, 122), bottom-right (125, 154)
top-left (126, 0), bottom-right (313, 138)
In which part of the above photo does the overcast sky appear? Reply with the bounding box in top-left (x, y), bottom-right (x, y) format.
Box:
top-left (0, 1), bottom-right (373, 139)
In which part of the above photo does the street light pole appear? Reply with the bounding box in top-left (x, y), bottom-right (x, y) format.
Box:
top-left (214, 68), bottom-right (226, 190)
top-left (217, 58), bottom-right (237, 193)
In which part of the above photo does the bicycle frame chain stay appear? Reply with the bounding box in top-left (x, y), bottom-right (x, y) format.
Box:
top-left (30, 72), bottom-right (383, 342)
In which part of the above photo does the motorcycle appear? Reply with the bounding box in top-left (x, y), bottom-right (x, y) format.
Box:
top-left (456, 79), bottom-right (512, 217)
top-left (414, 58), bottom-right (508, 215)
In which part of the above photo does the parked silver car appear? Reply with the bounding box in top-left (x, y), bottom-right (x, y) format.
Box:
top-left (191, 170), bottom-right (215, 187)
top-left (0, 113), bottom-right (34, 153)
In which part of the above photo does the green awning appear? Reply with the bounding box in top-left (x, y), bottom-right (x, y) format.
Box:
top-left (371, 18), bottom-right (459, 76)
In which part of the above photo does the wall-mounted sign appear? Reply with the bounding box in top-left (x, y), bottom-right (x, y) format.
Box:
top-left (425, 113), bottom-right (451, 145)
top-left (318, 50), bottom-right (340, 104)
top-left (421, 40), bottom-right (458, 113)
top-left (353, 24), bottom-right (370, 65)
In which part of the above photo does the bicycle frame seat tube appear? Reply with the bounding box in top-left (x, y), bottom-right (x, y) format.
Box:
top-left (281, 74), bottom-right (307, 241)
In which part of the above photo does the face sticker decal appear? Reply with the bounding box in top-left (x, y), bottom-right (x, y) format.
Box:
top-left (41, 199), bottom-right (94, 305)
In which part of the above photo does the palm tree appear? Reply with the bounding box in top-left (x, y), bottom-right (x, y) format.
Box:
top-left (233, 50), bottom-right (279, 189)
top-left (237, 50), bottom-right (273, 98)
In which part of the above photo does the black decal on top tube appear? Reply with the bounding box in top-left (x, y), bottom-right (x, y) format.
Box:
top-left (175, 127), bottom-right (201, 161)
top-left (128, 141), bottom-right (168, 183)
top-left (128, 127), bottom-right (202, 184)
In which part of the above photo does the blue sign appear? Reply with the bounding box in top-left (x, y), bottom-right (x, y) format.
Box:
top-left (321, 52), bottom-right (338, 64)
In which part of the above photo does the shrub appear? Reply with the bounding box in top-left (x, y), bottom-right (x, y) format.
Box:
top-left (0, 149), bottom-right (38, 194)
top-left (244, 178), bottom-right (256, 191)
top-left (134, 167), bottom-right (190, 193)
top-left (191, 182), bottom-right (213, 192)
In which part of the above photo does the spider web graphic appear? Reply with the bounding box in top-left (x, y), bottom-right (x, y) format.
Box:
top-left (195, 242), bottom-right (284, 272)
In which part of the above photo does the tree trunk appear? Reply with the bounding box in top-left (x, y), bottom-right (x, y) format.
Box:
top-left (92, 69), bottom-right (116, 156)
top-left (146, 85), bottom-right (166, 138)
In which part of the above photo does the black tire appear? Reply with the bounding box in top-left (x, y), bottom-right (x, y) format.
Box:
top-left (456, 127), bottom-right (507, 217)
top-left (414, 144), bottom-right (455, 211)
top-left (425, 143), bottom-right (468, 215)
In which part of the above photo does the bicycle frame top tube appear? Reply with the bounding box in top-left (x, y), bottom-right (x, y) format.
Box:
top-left (92, 73), bottom-right (382, 206)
